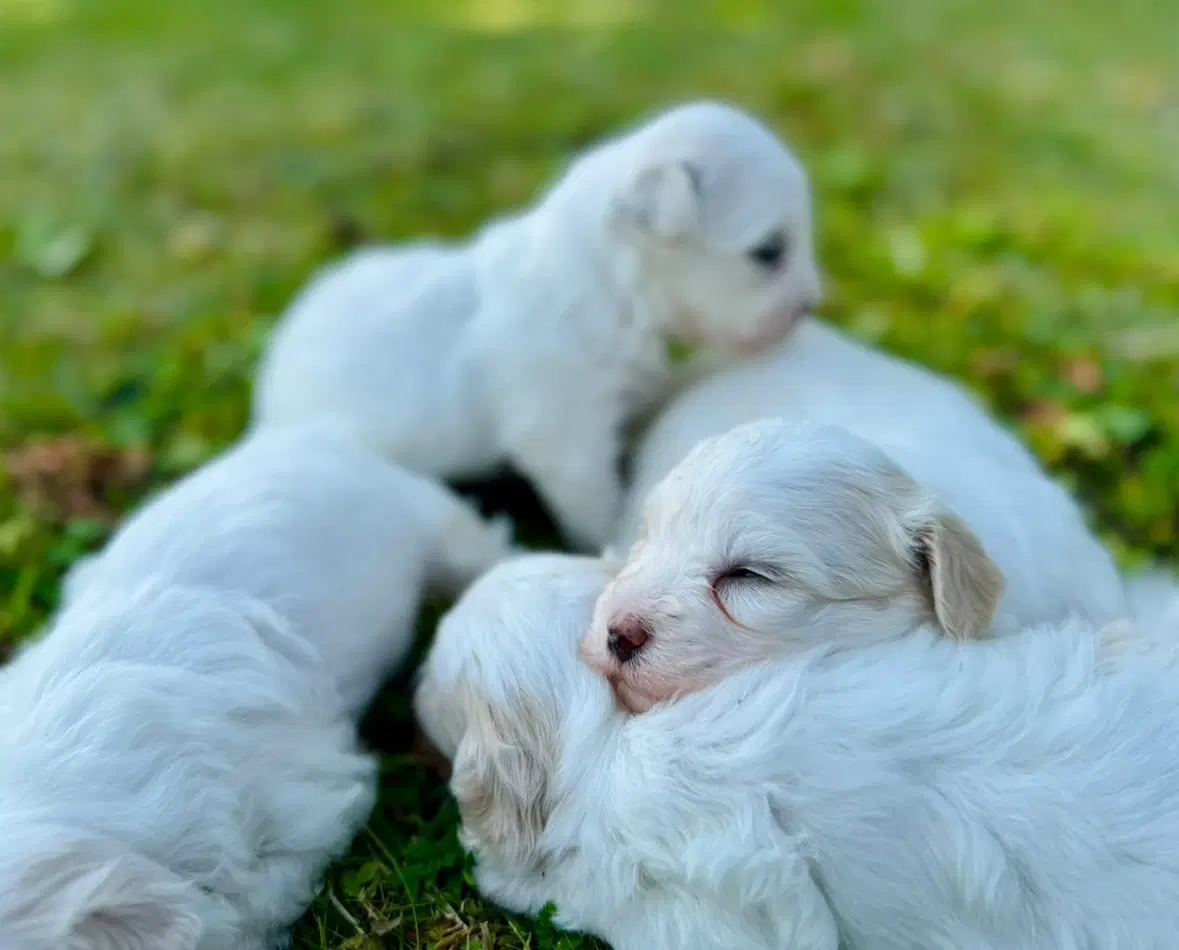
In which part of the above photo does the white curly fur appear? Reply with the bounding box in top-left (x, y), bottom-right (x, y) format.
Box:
top-left (0, 423), bottom-right (511, 949)
top-left (252, 100), bottom-right (820, 550)
top-left (416, 553), bottom-right (1179, 950)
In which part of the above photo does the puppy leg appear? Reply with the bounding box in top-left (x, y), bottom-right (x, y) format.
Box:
top-left (497, 404), bottom-right (623, 553)
top-left (468, 249), bottom-right (637, 551)
top-left (407, 473), bottom-right (516, 594)
top-left (245, 739), bottom-right (379, 939)
top-left (433, 506), bottom-right (516, 594)
top-left (514, 441), bottom-right (620, 553)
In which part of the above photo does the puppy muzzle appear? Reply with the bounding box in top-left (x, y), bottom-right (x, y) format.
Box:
top-left (740, 299), bottom-right (813, 352)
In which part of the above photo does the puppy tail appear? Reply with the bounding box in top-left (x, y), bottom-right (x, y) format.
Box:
top-left (412, 477), bottom-right (518, 595)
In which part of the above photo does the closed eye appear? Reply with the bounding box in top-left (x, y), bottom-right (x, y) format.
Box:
top-left (713, 565), bottom-right (771, 585)
top-left (709, 565), bottom-right (773, 628)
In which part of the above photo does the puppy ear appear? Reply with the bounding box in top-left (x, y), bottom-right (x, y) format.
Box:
top-left (449, 683), bottom-right (555, 868)
top-left (610, 160), bottom-right (702, 239)
top-left (68, 851), bottom-right (203, 950)
top-left (912, 509), bottom-right (1004, 641)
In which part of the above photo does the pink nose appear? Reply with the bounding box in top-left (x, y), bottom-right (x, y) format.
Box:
top-left (607, 615), bottom-right (651, 663)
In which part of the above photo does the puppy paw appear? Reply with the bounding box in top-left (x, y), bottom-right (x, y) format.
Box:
top-left (434, 505), bottom-right (516, 593)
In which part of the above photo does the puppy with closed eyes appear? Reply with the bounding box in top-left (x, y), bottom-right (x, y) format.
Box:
top-left (417, 551), bottom-right (1179, 950)
top-left (584, 417), bottom-right (1122, 713)
top-left (252, 100), bottom-right (821, 551)
top-left (612, 317), bottom-right (1126, 636)
top-left (0, 423), bottom-right (511, 950)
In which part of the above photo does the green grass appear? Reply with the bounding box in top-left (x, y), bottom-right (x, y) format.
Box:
top-left (2, 0), bottom-right (1178, 945)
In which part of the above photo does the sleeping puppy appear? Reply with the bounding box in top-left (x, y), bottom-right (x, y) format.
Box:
top-left (417, 552), bottom-right (1179, 950)
top-left (0, 423), bottom-right (511, 949)
top-left (597, 369), bottom-right (1129, 708)
top-left (585, 418), bottom-right (1011, 712)
top-left (252, 100), bottom-right (821, 551)
top-left (613, 318), bottom-right (1126, 630)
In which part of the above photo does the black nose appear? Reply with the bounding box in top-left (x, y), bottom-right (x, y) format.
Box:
top-left (607, 616), bottom-right (650, 663)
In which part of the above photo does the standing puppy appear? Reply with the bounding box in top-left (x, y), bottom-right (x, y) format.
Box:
top-left (253, 101), bottom-right (821, 550)
top-left (0, 424), bottom-right (511, 949)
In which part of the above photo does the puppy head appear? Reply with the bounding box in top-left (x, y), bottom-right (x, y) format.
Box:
top-left (0, 820), bottom-right (202, 950)
top-left (414, 554), bottom-right (619, 871)
top-left (581, 419), bottom-right (1004, 713)
top-left (607, 101), bottom-right (821, 354)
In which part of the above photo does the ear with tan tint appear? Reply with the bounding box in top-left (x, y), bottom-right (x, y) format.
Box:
top-left (913, 509), bottom-right (1005, 641)
top-left (449, 683), bottom-right (556, 868)
top-left (610, 161), bottom-right (702, 240)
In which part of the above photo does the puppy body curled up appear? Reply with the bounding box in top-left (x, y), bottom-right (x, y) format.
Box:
top-left (253, 101), bottom-right (821, 551)
top-left (418, 552), bottom-right (1179, 950)
top-left (0, 423), bottom-right (510, 949)
top-left (587, 418), bottom-right (1122, 712)
top-left (415, 553), bottom-right (831, 950)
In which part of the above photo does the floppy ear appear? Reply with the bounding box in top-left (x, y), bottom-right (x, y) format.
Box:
top-left (911, 508), bottom-right (1004, 641)
top-left (610, 160), bottom-right (701, 240)
top-left (68, 851), bottom-right (203, 950)
top-left (449, 683), bottom-right (555, 868)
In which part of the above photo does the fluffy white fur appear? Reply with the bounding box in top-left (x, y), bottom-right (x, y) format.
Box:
top-left (0, 423), bottom-right (511, 950)
top-left (617, 319), bottom-right (1095, 547)
top-left (416, 552), bottom-right (1179, 950)
top-left (252, 100), bottom-right (820, 550)
top-left (615, 320), bottom-right (1125, 619)
top-left (587, 419), bottom-right (1014, 711)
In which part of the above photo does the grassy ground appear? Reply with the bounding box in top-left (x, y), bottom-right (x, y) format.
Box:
top-left (2, 0), bottom-right (1178, 946)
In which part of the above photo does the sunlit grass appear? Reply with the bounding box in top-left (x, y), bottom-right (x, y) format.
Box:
top-left (0, 0), bottom-right (67, 24)
top-left (449, 0), bottom-right (648, 31)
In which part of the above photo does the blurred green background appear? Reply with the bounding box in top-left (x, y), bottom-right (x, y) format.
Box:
top-left (1, 0), bottom-right (1176, 946)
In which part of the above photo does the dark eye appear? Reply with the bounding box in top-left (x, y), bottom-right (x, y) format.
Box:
top-left (747, 230), bottom-right (788, 270)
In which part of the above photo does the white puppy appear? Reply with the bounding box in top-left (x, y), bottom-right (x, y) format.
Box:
top-left (417, 554), bottom-right (1179, 950)
top-left (590, 417), bottom-right (1126, 712)
top-left (615, 321), bottom-right (1125, 606)
top-left (587, 419), bottom-right (1003, 711)
top-left (252, 100), bottom-right (821, 550)
top-left (0, 423), bottom-right (511, 950)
